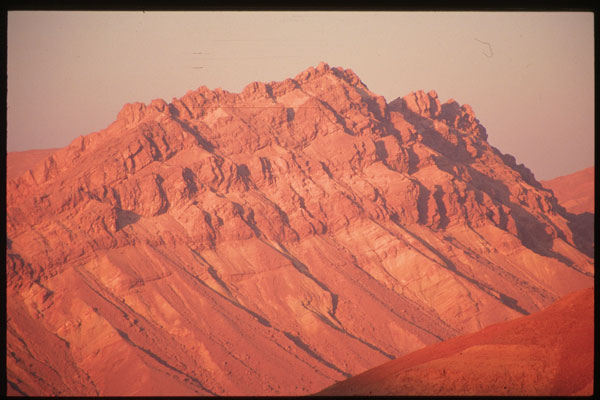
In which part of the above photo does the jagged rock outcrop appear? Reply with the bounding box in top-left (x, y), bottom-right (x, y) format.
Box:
top-left (6, 62), bottom-right (594, 396)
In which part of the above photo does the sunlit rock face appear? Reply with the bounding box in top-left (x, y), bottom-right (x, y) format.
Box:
top-left (6, 62), bottom-right (593, 396)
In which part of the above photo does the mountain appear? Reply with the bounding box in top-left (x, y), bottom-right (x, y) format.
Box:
top-left (6, 62), bottom-right (594, 396)
top-left (541, 166), bottom-right (594, 215)
top-left (6, 148), bottom-right (59, 181)
top-left (315, 287), bottom-right (594, 396)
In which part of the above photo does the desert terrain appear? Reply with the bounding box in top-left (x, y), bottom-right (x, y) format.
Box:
top-left (316, 286), bottom-right (594, 396)
top-left (6, 63), bottom-right (594, 396)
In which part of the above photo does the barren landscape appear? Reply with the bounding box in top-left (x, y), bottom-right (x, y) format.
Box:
top-left (6, 63), bottom-right (594, 396)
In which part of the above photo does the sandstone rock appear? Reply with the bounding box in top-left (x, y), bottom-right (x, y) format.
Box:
top-left (399, 90), bottom-right (442, 118)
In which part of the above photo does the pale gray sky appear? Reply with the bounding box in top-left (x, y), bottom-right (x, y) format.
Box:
top-left (7, 11), bottom-right (594, 180)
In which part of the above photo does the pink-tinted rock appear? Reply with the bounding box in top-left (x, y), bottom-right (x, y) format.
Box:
top-left (6, 63), bottom-right (593, 396)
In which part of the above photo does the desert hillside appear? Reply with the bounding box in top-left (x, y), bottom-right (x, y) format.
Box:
top-left (316, 287), bottom-right (594, 396)
top-left (6, 62), bottom-right (594, 396)
top-left (6, 148), bottom-right (59, 181)
top-left (541, 166), bottom-right (594, 215)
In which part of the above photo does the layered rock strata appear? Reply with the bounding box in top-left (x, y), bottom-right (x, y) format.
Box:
top-left (6, 62), bottom-right (593, 396)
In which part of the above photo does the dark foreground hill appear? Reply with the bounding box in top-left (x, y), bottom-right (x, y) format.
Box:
top-left (316, 287), bottom-right (594, 396)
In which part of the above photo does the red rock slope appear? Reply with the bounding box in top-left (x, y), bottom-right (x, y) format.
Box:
top-left (6, 148), bottom-right (59, 181)
top-left (6, 63), bottom-right (594, 396)
top-left (316, 287), bottom-right (594, 396)
top-left (542, 166), bottom-right (595, 215)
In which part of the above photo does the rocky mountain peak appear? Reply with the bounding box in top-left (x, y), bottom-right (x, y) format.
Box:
top-left (397, 89), bottom-right (442, 118)
top-left (116, 98), bottom-right (172, 128)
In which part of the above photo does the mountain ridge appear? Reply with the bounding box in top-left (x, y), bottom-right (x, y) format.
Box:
top-left (6, 62), bottom-right (594, 396)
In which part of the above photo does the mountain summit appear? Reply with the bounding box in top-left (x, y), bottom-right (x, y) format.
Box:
top-left (6, 63), bottom-right (593, 396)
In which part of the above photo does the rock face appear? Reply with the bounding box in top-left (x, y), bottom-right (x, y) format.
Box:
top-left (6, 62), bottom-right (594, 396)
top-left (316, 287), bottom-right (594, 396)
top-left (542, 166), bottom-right (594, 215)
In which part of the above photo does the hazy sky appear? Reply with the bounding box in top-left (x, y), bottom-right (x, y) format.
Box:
top-left (7, 11), bottom-right (594, 180)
